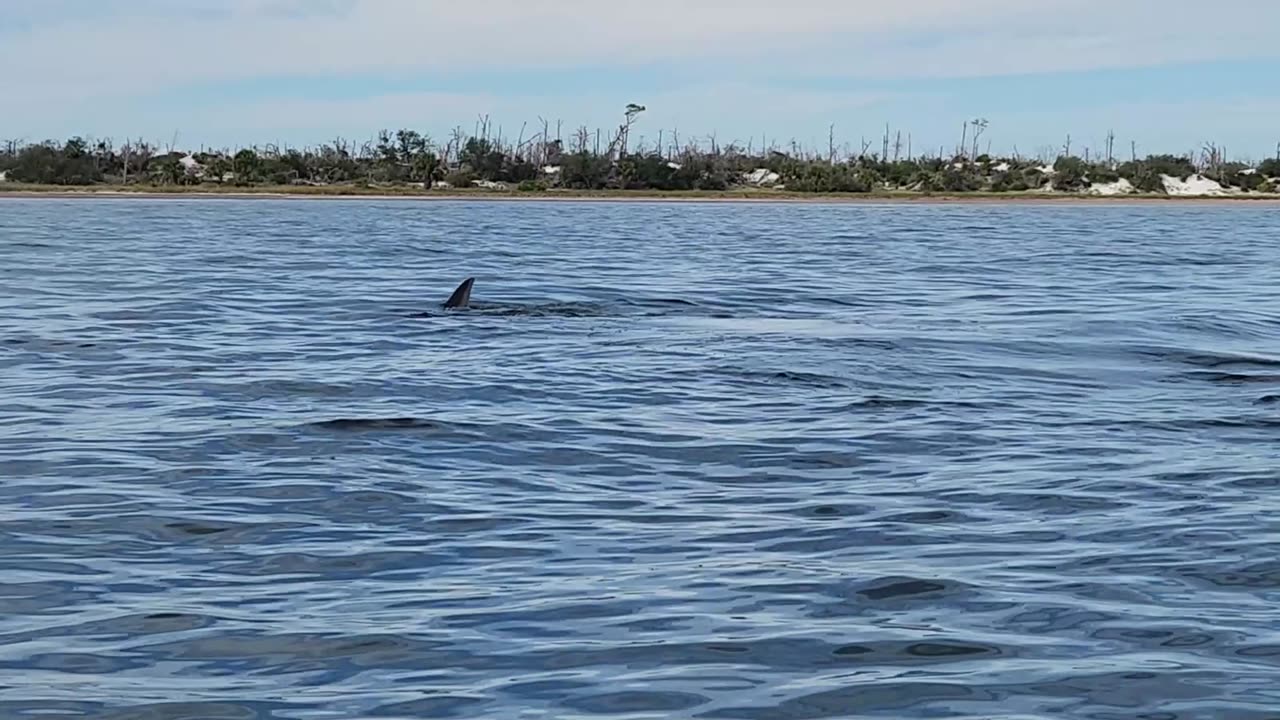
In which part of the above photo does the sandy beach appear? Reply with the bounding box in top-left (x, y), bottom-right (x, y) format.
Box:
top-left (3, 185), bottom-right (1279, 205)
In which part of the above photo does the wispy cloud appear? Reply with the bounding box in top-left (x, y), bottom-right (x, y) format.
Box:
top-left (7, 0), bottom-right (1276, 95)
top-left (2, 0), bottom-right (1278, 155)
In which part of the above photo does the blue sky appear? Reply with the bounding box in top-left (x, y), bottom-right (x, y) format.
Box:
top-left (3, 0), bottom-right (1279, 161)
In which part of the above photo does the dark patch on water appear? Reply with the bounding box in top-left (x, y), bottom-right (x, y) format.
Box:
top-left (1182, 370), bottom-right (1280, 384)
top-left (856, 576), bottom-right (952, 601)
top-left (410, 300), bottom-right (616, 319)
top-left (725, 367), bottom-right (852, 389)
top-left (306, 417), bottom-right (442, 431)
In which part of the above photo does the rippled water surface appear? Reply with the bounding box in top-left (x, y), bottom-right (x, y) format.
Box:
top-left (4, 196), bottom-right (1280, 719)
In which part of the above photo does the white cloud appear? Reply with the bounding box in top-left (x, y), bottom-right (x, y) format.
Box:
top-left (3, 0), bottom-right (1277, 101)
top-left (2, 0), bottom-right (1278, 155)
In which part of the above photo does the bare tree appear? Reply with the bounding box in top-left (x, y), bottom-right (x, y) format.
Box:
top-left (969, 118), bottom-right (989, 160)
top-left (447, 126), bottom-right (466, 166)
top-left (1200, 142), bottom-right (1227, 174)
top-left (537, 116), bottom-right (550, 163)
top-left (615, 103), bottom-right (645, 159)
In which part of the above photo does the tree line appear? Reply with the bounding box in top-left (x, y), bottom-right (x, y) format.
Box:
top-left (2, 117), bottom-right (1278, 195)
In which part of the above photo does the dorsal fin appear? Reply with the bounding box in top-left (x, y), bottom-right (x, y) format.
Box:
top-left (442, 277), bottom-right (475, 309)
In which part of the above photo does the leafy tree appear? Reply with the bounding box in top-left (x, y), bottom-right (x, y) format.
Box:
top-left (149, 154), bottom-right (190, 186)
top-left (7, 140), bottom-right (102, 184)
top-left (232, 149), bottom-right (262, 184)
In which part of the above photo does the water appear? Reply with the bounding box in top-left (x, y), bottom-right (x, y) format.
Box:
top-left (3, 196), bottom-right (1280, 720)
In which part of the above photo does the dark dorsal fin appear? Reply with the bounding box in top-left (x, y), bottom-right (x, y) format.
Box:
top-left (442, 277), bottom-right (475, 309)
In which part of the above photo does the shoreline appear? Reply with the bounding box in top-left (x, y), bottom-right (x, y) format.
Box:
top-left (2, 184), bottom-right (1279, 205)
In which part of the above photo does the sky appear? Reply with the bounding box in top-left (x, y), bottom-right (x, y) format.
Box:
top-left (3, 0), bottom-right (1279, 161)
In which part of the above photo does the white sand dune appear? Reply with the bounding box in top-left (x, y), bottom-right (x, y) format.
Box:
top-left (1161, 174), bottom-right (1237, 196)
top-left (1087, 178), bottom-right (1136, 195)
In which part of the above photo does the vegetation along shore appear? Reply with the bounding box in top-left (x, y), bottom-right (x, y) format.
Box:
top-left (3, 111), bottom-right (1278, 201)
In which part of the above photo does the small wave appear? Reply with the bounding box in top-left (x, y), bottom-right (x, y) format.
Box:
top-left (624, 296), bottom-right (700, 307)
top-left (845, 395), bottom-right (929, 409)
top-left (1141, 346), bottom-right (1280, 369)
top-left (1180, 371), bottom-right (1280, 384)
top-left (3, 241), bottom-right (56, 248)
top-left (717, 367), bottom-right (852, 389)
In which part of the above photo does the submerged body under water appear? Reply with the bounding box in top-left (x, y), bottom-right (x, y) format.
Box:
top-left (2, 197), bottom-right (1280, 719)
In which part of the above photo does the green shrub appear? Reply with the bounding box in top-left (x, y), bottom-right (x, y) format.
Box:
top-left (7, 142), bottom-right (103, 185)
top-left (1204, 161), bottom-right (1253, 189)
top-left (617, 153), bottom-right (679, 190)
top-left (559, 152), bottom-right (611, 189)
top-left (444, 169), bottom-right (476, 188)
top-left (696, 172), bottom-right (730, 191)
top-left (1143, 154), bottom-right (1195, 179)
top-left (1019, 167), bottom-right (1049, 189)
top-left (1088, 164), bottom-right (1120, 184)
top-left (1221, 164), bottom-right (1268, 191)
top-left (989, 172), bottom-right (1028, 192)
top-left (1117, 161), bottom-right (1167, 193)
top-left (7, 129), bottom-right (1269, 197)
top-left (1236, 173), bottom-right (1266, 191)
top-left (881, 160), bottom-right (922, 186)
top-left (919, 167), bottom-right (982, 193)
top-left (1052, 156), bottom-right (1088, 191)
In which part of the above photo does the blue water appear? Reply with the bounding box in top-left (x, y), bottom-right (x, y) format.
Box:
top-left (3, 196), bottom-right (1280, 719)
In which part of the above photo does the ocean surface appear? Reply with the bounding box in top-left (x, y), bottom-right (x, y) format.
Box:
top-left (2, 196), bottom-right (1280, 720)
